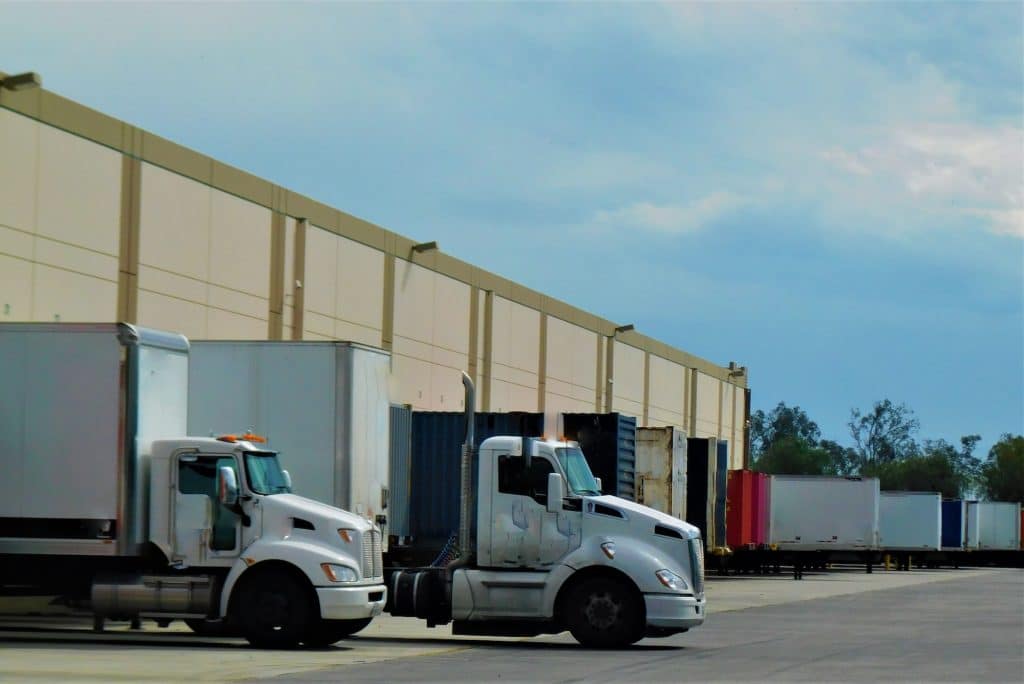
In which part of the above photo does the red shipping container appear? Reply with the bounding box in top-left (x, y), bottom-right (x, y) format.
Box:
top-left (726, 470), bottom-right (755, 547)
top-left (752, 472), bottom-right (770, 546)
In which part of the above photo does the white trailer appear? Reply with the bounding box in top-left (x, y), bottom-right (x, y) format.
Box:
top-left (974, 501), bottom-right (1021, 550)
top-left (768, 475), bottom-right (880, 551)
top-left (188, 341), bottom-right (391, 545)
top-left (635, 427), bottom-right (687, 520)
top-left (879, 492), bottom-right (942, 551)
top-left (0, 324), bottom-right (385, 648)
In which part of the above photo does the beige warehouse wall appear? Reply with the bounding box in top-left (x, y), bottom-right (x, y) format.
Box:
top-left (695, 371), bottom-right (720, 438)
top-left (302, 224), bottom-right (383, 346)
top-left (610, 340), bottom-right (644, 419)
top-left (647, 354), bottom-right (686, 428)
top-left (392, 259), bottom-right (470, 410)
top-left (544, 316), bottom-right (600, 429)
top-left (732, 385), bottom-right (747, 469)
top-left (490, 295), bottom-right (539, 412)
top-left (0, 96), bottom-right (750, 442)
top-left (137, 163), bottom-right (271, 339)
top-left (0, 109), bottom-right (119, 323)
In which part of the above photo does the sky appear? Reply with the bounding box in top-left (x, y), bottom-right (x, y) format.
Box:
top-left (2, 1), bottom-right (1021, 458)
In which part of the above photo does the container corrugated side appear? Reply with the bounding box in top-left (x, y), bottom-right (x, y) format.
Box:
top-left (388, 404), bottom-right (413, 539)
top-left (635, 426), bottom-right (687, 519)
top-left (714, 441), bottom-right (728, 548)
top-left (726, 470), bottom-right (754, 548)
top-left (561, 413), bottom-right (637, 501)
top-left (752, 472), bottom-right (770, 546)
top-left (409, 411), bottom-right (543, 546)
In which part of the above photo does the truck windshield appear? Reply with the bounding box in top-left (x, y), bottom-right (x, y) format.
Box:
top-left (555, 447), bottom-right (601, 496)
top-left (243, 451), bottom-right (291, 495)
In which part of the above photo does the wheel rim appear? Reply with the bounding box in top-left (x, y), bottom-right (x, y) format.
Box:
top-left (583, 590), bottom-right (621, 630)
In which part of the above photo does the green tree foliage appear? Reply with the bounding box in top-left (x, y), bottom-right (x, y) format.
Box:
top-left (861, 438), bottom-right (980, 499)
top-left (848, 399), bottom-right (920, 463)
top-left (819, 438), bottom-right (861, 476)
top-left (750, 402), bottom-right (821, 457)
top-left (752, 436), bottom-right (836, 476)
top-left (978, 434), bottom-right (1024, 502)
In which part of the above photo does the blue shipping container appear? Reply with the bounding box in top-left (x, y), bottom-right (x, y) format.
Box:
top-left (409, 412), bottom-right (544, 546)
top-left (561, 413), bottom-right (637, 501)
top-left (715, 440), bottom-right (729, 548)
top-left (388, 404), bottom-right (413, 539)
top-left (941, 500), bottom-right (966, 549)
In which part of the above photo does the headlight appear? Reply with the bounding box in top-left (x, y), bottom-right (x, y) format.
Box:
top-left (656, 569), bottom-right (689, 592)
top-left (321, 563), bottom-right (359, 582)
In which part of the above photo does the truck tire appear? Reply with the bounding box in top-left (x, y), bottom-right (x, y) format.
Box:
top-left (565, 576), bottom-right (644, 648)
top-left (235, 568), bottom-right (312, 649)
top-left (303, 617), bottom-right (373, 647)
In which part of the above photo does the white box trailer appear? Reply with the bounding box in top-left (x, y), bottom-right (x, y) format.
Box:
top-left (0, 324), bottom-right (385, 648)
top-left (188, 341), bottom-right (391, 545)
top-left (768, 476), bottom-right (880, 550)
top-left (879, 492), bottom-right (942, 550)
top-left (635, 427), bottom-right (687, 520)
top-left (965, 501), bottom-right (982, 549)
top-left (974, 501), bottom-right (1021, 550)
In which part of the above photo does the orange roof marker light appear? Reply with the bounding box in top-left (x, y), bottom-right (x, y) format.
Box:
top-left (216, 433), bottom-right (268, 444)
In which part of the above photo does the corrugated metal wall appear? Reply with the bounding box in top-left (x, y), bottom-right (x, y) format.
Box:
top-left (409, 411), bottom-right (544, 545)
top-left (388, 404), bottom-right (413, 539)
top-left (562, 413), bottom-right (637, 501)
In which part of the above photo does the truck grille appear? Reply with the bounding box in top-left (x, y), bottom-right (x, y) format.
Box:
top-left (689, 537), bottom-right (705, 596)
top-left (361, 529), bottom-right (383, 579)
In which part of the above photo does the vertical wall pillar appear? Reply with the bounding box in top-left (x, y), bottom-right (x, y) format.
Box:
top-left (603, 336), bottom-right (615, 413)
top-left (716, 379), bottom-right (724, 440)
top-left (481, 290), bottom-right (493, 411)
top-left (467, 287), bottom-right (480, 408)
top-left (116, 155), bottom-right (141, 323)
top-left (594, 335), bottom-right (604, 412)
top-left (267, 212), bottom-right (286, 340)
top-left (290, 218), bottom-right (307, 339)
top-left (381, 252), bottom-right (396, 351)
top-left (688, 368), bottom-right (698, 436)
top-left (642, 351), bottom-right (651, 426)
top-left (536, 313), bottom-right (548, 413)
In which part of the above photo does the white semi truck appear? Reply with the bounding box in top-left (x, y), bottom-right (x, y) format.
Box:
top-left (187, 340), bottom-right (706, 647)
top-left (0, 323), bottom-right (385, 648)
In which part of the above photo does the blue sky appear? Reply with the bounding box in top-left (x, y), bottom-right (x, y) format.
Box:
top-left (2, 2), bottom-right (1021, 456)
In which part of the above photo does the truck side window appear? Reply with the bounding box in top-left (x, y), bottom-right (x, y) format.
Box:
top-left (498, 455), bottom-right (554, 504)
top-left (178, 456), bottom-right (240, 551)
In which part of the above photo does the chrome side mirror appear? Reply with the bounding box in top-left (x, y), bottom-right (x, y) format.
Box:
top-left (594, 476), bottom-right (603, 493)
top-left (281, 469), bottom-right (293, 492)
top-left (218, 466), bottom-right (239, 506)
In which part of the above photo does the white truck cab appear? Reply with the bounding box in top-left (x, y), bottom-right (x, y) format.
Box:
top-left (141, 435), bottom-right (386, 646)
top-left (388, 424), bottom-right (705, 647)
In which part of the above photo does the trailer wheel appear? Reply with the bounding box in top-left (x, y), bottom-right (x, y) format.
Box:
top-left (566, 576), bottom-right (644, 648)
top-left (303, 617), bottom-right (373, 647)
top-left (235, 568), bottom-right (312, 649)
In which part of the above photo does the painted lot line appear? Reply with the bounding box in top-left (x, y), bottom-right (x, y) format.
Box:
top-left (0, 567), bottom-right (1004, 683)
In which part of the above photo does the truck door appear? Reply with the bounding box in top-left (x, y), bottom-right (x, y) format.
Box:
top-left (491, 453), bottom-right (569, 568)
top-left (174, 454), bottom-right (242, 564)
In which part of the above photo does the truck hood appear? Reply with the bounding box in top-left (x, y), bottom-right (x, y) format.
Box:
top-left (589, 495), bottom-right (701, 540)
top-left (261, 493), bottom-right (372, 532)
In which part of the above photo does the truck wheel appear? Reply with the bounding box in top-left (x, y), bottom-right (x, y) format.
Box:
top-left (566, 577), bottom-right (644, 648)
top-left (236, 569), bottom-right (312, 649)
top-left (303, 617), bottom-right (373, 647)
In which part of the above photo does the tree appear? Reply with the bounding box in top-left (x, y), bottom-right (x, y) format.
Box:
top-left (978, 434), bottom-right (1024, 502)
top-left (861, 437), bottom-right (980, 499)
top-left (819, 439), bottom-right (861, 476)
top-left (848, 400), bottom-right (920, 463)
top-left (750, 402), bottom-right (821, 458)
top-left (752, 436), bottom-right (835, 476)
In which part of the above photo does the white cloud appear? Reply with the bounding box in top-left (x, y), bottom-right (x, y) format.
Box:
top-left (591, 192), bottom-right (746, 236)
top-left (824, 124), bottom-right (1024, 237)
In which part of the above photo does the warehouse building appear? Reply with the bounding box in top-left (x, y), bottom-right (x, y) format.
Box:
top-left (0, 71), bottom-right (750, 467)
